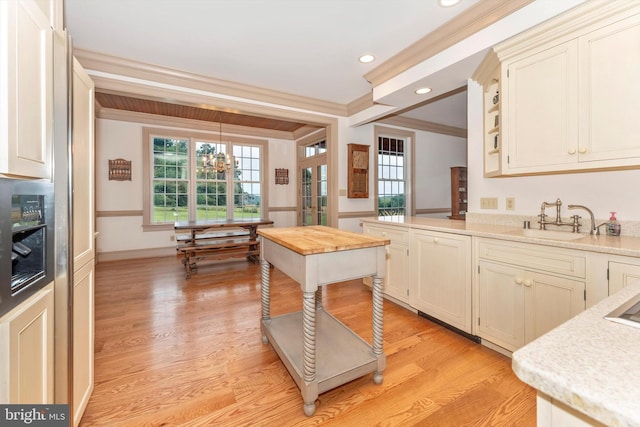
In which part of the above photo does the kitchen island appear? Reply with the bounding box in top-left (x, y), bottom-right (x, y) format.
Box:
top-left (512, 281), bottom-right (640, 427)
top-left (257, 226), bottom-right (389, 416)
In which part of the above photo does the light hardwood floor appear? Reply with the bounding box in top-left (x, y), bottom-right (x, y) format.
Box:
top-left (80, 256), bottom-right (536, 426)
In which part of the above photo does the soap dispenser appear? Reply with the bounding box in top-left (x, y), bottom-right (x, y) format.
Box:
top-left (606, 212), bottom-right (621, 236)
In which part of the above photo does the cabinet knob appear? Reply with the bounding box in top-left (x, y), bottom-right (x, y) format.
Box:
top-left (568, 148), bottom-right (576, 155)
top-left (524, 280), bottom-right (532, 287)
top-left (578, 147), bottom-right (587, 154)
top-left (381, 232), bottom-right (387, 237)
top-left (433, 238), bottom-right (440, 243)
top-left (515, 278), bottom-right (523, 285)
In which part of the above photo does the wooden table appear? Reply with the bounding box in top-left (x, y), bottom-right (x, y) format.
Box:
top-left (257, 225), bottom-right (389, 416)
top-left (174, 218), bottom-right (273, 278)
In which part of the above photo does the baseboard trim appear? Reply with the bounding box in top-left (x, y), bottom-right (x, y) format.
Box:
top-left (97, 247), bottom-right (176, 263)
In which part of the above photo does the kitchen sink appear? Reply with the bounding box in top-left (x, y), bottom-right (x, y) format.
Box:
top-left (506, 228), bottom-right (586, 241)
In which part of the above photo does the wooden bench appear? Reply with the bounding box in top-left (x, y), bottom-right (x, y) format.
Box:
top-left (174, 218), bottom-right (273, 278)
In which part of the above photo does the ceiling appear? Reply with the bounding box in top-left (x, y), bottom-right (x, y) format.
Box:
top-left (65, 0), bottom-right (486, 131)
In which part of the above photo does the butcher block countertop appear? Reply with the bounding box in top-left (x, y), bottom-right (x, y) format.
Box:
top-left (258, 225), bottom-right (389, 255)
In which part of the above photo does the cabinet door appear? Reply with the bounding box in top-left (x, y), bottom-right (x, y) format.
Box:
top-left (505, 41), bottom-right (578, 172)
top-left (578, 13), bottom-right (640, 163)
top-left (384, 242), bottom-right (409, 303)
top-left (525, 271), bottom-right (585, 343)
top-left (0, 0), bottom-right (52, 178)
top-left (0, 284), bottom-right (54, 403)
top-left (73, 261), bottom-right (94, 426)
top-left (411, 230), bottom-right (471, 333)
top-left (362, 224), bottom-right (409, 304)
top-left (609, 261), bottom-right (640, 296)
top-left (72, 57), bottom-right (95, 269)
top-left (478, 261), bottom-right (525, 352)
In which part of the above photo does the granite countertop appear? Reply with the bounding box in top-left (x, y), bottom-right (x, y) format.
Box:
top-left (511, 281), bottom-right (640, 427)
top-left (361, 216), bottom-right (640, 258)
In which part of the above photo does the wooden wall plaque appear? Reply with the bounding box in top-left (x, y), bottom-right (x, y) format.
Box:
top-left (347, 144), bottom-right (369, 198)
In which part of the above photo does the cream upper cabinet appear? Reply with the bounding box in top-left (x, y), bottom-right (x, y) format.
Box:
top-left (475, 2), bottom-right (640, 177)
top-left (362, 223), bottom-right (410, 305)
top-left (578, 13), bottom-right (640, 164)
top-left (504, 41), bottom-right (578, 172)
top-left (411, 229), bottom-right (472, 333)
top-left (0, 0), bottom-right (53, 179)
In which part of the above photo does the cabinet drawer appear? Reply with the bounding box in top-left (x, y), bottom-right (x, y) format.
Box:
top-left (362, 223), bottom-right (409, 245)
top-left (478, 239), bottom-right (586, 279)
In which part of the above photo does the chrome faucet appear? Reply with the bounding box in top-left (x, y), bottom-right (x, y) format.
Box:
top-left (568, 204), bottom-right (603, 235)
top-left (539, 198), bottom-right (581, 232)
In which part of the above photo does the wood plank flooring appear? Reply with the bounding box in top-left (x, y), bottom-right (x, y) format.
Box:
top-left (80, 256), bottom-right (536, 426)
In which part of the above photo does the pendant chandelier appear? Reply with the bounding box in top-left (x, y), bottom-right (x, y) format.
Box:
top-left (202, 112), bottom-right (232, 173)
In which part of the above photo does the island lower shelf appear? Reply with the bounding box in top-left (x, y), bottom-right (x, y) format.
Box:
top-left (262, 309), bottom-right (379, 394)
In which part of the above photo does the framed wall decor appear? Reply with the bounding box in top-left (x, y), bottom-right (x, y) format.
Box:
top-left (347, 143), bottom-right (369, 198)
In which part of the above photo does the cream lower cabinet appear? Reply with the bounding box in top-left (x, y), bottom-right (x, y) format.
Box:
top-left (73, 261), bottom-right (94, 425)
top-left (411, 230), bottom-right (472, 333)
top-left (0, 283), bottom-right (54, 403)
top-left (477, 239), bottom-right (586, 352)
top-left (362, 223), bottom-right (410, 304)
top-left (608, 260), bottom-right (640, 296)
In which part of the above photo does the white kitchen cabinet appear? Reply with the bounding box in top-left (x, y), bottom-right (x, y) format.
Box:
top-left (578, 13), bottom-right (640, 164)
top-left (0, 0), bottom-right (53, 179)
top-left (504, 41), bottom-right (578, 172)
top-left (608, 260), bottom-right (640, 296)
top-left (474, 2), bottom-right (640, 176)
top-left (362, 223), bottom-right (410, 305)
top-left (0, 283), bottom-right (54, 403)
top-left (478, 261), bottom-right (525, 350)
top-left (71, 57), bottom-right (95, 426)
top-left (72, 261), bottom-right (94, 425)
top-left (73, 57), bottom-right (95, 269)
top-left (411, 229), bottom-right (472, 333)
top-left (477, 239), bottom-right (586, 352)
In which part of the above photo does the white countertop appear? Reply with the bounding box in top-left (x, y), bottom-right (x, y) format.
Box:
top-left (511, 281), bottom-right (640, 427)
top-left (361, 216), bottom-right (640, 258)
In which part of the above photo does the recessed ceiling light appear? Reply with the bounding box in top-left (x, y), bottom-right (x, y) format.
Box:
top-left (359, 54), bottom-right (375, 64)
top-left (439, 0), bottom-right (461, 6)
top-left (415, 87), bottom-right (432, 95)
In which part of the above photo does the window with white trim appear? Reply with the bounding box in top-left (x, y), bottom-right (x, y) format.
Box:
top-left (146, 129), bottom-right (265, 225)
top-left (377, 136), bottom-right (406, 216)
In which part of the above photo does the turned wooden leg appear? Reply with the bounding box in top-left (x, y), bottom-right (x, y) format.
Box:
top-left (315, 286), bottom-right (323, 310)
top-left (302, 290), bottom-right (317, 416)
top-left (260, 259), bottom-right (271, 344)
top-left (372, 274), bottom-right (384, 384)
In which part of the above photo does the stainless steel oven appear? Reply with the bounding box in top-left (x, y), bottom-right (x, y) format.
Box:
top-left (0, 178), bottom-right (54, 317)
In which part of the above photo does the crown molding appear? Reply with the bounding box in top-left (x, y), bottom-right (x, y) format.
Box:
top-left (377, 116), bottom-right (466, 138)
top-left (88, 74), bottom-right (338, 131)
top-left (74, 48), bottom-right (349, 117)
top-left (494, 0), bottom-right (640, 62)
top-left (347, 92), bottom-right (375, 117)
top-left (364, 0), bottom-right (535, 87)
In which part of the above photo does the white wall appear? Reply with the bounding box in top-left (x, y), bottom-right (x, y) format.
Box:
top-left (95, 118), bottom-right (297, 255)
top-left (467, 79), bottom-right (640, 225)
top-left (339, 122), bottom-right (467, 231)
